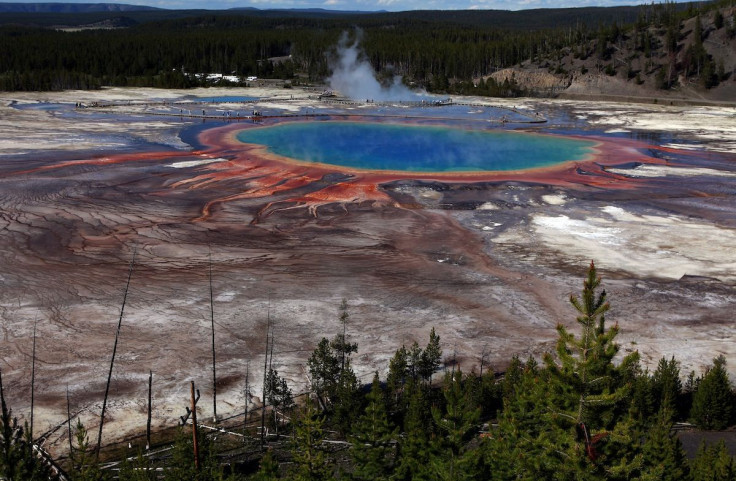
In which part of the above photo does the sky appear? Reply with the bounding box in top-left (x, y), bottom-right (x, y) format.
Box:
top-left (9, 0), bottom-right (687, 12)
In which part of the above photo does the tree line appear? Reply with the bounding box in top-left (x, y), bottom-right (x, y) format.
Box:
top-left (0, 2), bottom-right (708, 93)
top-left (2, 261), bottom-right (736, 479)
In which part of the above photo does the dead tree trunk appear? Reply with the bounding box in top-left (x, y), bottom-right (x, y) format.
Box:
top-left (269, 333), bottom-right (276, 436)
top-left (244, 363), bottom-right (250, 437)
top-left (66, 386), bottom-right (72, 456)
top-left (146, 370), bottom-right (152, 450)
top-left (96, 249), bottom-right (136, 459)
top-left (260, 303), bottom-right (271, 448)
top-left (191, 381), bottom-right (200, 471)
top-left (30, 319), bottom-right (37, 440)
top-left (209, 251), bottom-right (217, 423)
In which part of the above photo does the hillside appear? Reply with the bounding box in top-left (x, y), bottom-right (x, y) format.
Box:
top-left (488, 3), bottom-right (736, 103)
top-left (0, 2), bottom-right (161, 13)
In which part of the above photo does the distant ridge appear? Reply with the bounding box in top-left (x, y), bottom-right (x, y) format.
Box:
top-left (227, 7), bottom-right (387, 15)
top-left (0, 3), bottom-right (162, 13)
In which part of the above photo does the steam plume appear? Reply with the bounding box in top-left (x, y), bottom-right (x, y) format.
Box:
top-left (327, 30), bottom-right (424, 102)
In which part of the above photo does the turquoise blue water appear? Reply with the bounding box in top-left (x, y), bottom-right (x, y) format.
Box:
top-left (236, 122), bottom-right (596, 172)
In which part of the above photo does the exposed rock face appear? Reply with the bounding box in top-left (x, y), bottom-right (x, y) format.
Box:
top-left (489, 68), bottom-right (571, 91)
top-left (565, 72), bottom-right (642, 95)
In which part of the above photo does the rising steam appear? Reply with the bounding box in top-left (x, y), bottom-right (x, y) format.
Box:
top-left (327, 30), bottom-right (424, 102)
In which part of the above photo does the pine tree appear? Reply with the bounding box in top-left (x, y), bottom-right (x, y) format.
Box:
top-left (651, 356), bottom-right (682, 419)
top-left (162, 425), bottom-right (221, 481)
top-left (330, 299), bottom-right (357, 382)
top-left (0, 370), bottom-right (51, 481)
top-left (394, 381), bottom-right (433, 481)
top-left (543, 261), bottom-right (639, 476)
top-left (350, 373), bottom-right (397, 481)
top-left (419, 327), bottom-right (442, 383)
top-left (639, 406), bottom-right (689, 480)
top-left (690, 355), bottom-right (733, 430)
top-left (690, 440), bottom-right (734, 481)
top-left (429, 370), bottom-right (481, 481)
top-left (265, 368), bottom-right (294, 435)
top-left (163, 427), bottom-right (198, 481)
top-left (70, 420), bottom-right (108, 481)
top-left (307, 338), bottom-right (340, 408)
top-left (331, 359), bottom-right (360, 436)
top-left (486, 356), bottom-right (554, 479)
top-left (488, 262), bottom-right (640, 479)
top-left (407, 341), bottom-right (423, 382)
top-left (627, 365), bottom-right (655, 423)
top-left (253, 449), bottom-right (280, 481)
top-left (290, 396), bottom-right (334, 481)
top-left (681, 370), bottom-right (698, 418)
top-left (500, 354), bottom-right (524, 402)
top-left (386, 345), bottom-right (409, 419)
top-left (118, 449), bottom-right (157, 481)
top-left (714, 10), bottom-right (724, 30)
top-left (475, 368), bottom-right (501, 420)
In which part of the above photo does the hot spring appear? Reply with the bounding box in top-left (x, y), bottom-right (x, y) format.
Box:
top-left (235, 121), bottom-right (597, 172)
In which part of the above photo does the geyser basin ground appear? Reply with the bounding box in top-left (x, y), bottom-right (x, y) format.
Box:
top-left (1, 86), bottom-right (735, 457)
top-left (235, 121), bottom-right (597, 172)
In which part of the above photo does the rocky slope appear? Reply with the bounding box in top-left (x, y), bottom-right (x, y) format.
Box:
top-left (488, 4), bottom-right (736, 104)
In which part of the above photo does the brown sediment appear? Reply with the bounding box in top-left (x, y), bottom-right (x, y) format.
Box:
top-left (14, 150), bottom-right (201, 176)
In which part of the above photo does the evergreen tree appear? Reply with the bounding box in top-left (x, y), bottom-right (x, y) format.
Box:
top-left (70, 420), bottom-right (107, 481)
top-left (162, 425), bottom-right (221, 481)
top-left (0, 370), bottom-right (51, 481)
top-left (639, 406), bottom-right (689, 480)
top-left (407, 341), bottom-right (423, 382)
top-left (486, 356), bottom-right (554, 479)
top-left (265, 368), bottom-right (294, 435)
top-left (394, 381), bottom-right (433, 481)
top-left (331, 359), bottom-right (361, 436)
top-left (118, 449), bottom-right (157, 481)
top-left (487, 262), bottom-right (641, 479)
top-left (714, 10), bottom-right (724, 30)
top-left (702, 58), bottom-right (718, 88)
top-left (627, 365), bottom-right (655, 423)
top-left (429, 370), bottom-right (481, 481)
top-left (690, 440), bottom-right (734, 481)
top-left (419, 327), bottom-right (443, 383)
top-left (307, 338), bottom-right (340, 408)
top-left (717, 60), bottom-right (727, 82)
top-left (350, 373), bottom-right (397, 481)
top-left (542, 261), bottom-right (639, 477)
top-left (500, 354), bottom-right (524, 402)
top-left (651, 356), bottom-right (682, 419)
top-left (690, 355), bottom-right (733, 430)
top-left (330, 299), bottom-right (358, 382)
top-left (253, 449), bottom-right (280, 481)
top-left (463, 366), bottom-right (501, 421)
top-left (681, 370), bottom-right (699, 419)
top-left (163, 427), bottom-right (200, 481)
top-left (290, 396), bottom-right (334, 481)
top-left (386, 345), bottom-right (409, 415)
